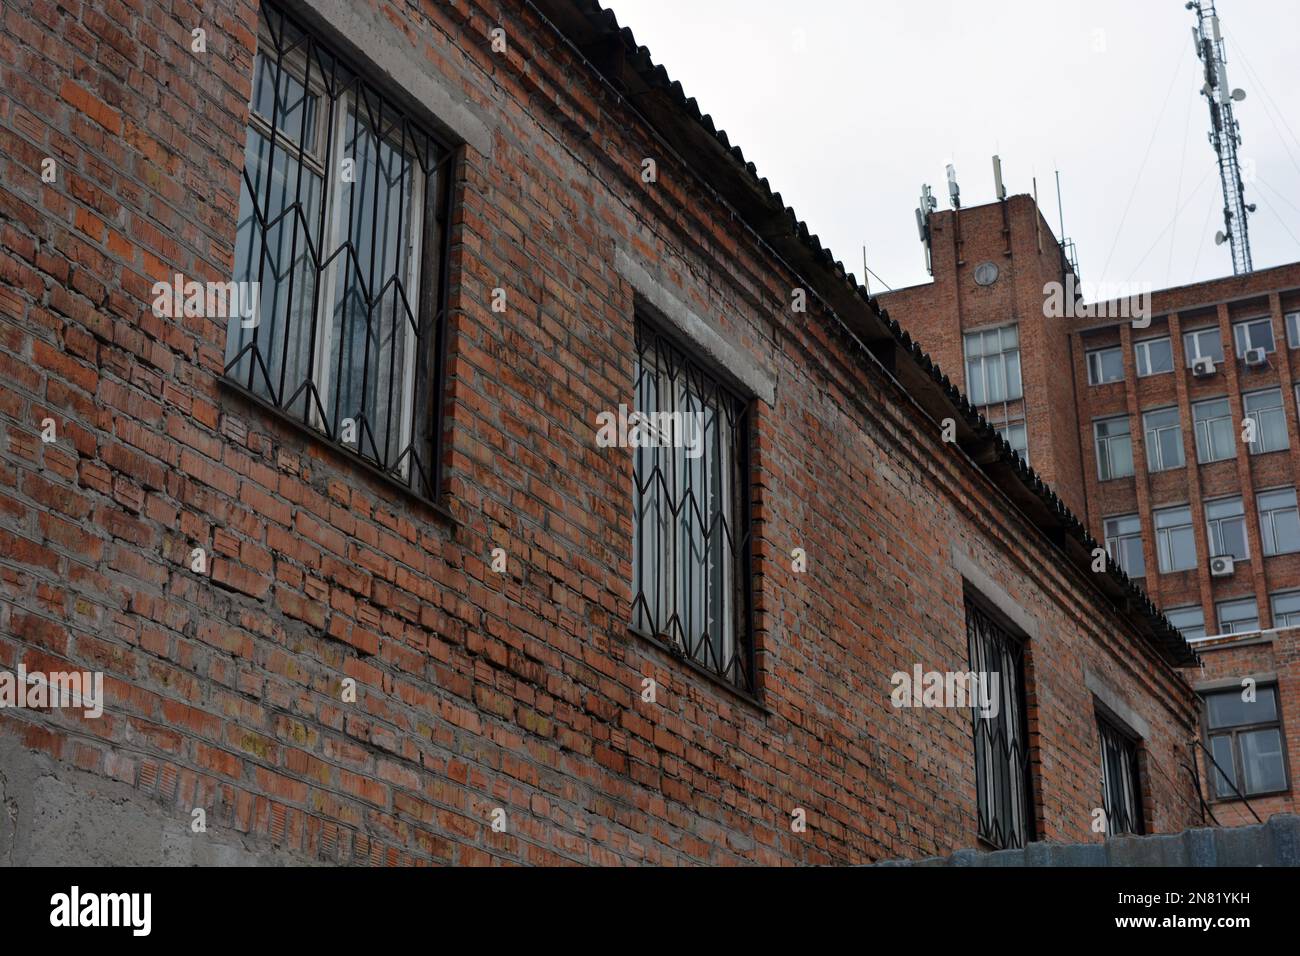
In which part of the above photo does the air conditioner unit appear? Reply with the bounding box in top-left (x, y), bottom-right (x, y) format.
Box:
top-left (1192, 356), bottom-right (1217, 378)
top-left (1209, 555), bottom-right (1236, 577)
top-left (1244, 347), bottom-right (1268, 367)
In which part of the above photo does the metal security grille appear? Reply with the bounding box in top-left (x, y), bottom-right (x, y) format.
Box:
top-left (224, 1), bottom-right (453, 500)
top-left (965, 597), bottom-right (1034, 849)
top-left (1097, 715), bottom-right (1145, 835)
top-left (631, 319), bottom-right (753, 692)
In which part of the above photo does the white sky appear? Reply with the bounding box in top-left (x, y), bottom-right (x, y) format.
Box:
top-left (607, 0), bottom-right (1300, 294)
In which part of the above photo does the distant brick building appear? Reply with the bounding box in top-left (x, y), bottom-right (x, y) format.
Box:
top-left (1, 0), bottom-right (1203, 865)
top-left (880, 189), bottom-right (1300, 827)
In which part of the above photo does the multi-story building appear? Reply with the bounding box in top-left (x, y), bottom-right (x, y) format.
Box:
top-left (879, 189), bottom-right (1300, 826)
top-left (0, 0), bottom-right (1209, 864)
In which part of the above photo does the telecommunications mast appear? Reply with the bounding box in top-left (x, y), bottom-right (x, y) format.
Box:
top-left (1187, 0), bottom-right (1255, 274)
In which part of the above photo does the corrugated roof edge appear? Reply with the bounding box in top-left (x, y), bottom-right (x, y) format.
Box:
top-left (529, 0), bottom-right (1198, 669)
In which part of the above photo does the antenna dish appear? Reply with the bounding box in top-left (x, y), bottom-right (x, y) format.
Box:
top-left (1214, 231), bottom-right (1228, 245)
top-left (1231, 88), bottom-right (1246, 101)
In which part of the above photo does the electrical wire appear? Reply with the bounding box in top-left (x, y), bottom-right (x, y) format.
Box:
top-left (1098, 35), bottom-right (1192, 288)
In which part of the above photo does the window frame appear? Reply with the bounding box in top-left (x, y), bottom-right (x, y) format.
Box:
top-left (1271, 590), bottom-right (1300, 628)
top-left (1232, 316), bottom-right (1276, 357)
top-left (1192, 397), bottom-right (1236, 464)
top-left (1257, 487), bottom-right (1300, 557)
top-left (1183, 326), bottom-right (1224, 367)
top-left (1286, 311), bottom-right (1300, 349)
top-left (1215, 597), bottom-right (1260, 636)
top-left (1167, 605), bottom-right (1206, 640)
top-left (1243, 388), bottom-right (1288, 455)
top-left (1154, 504), bottom-right (1197, 573)
top-left (1104, 513), bottom-right (1145, 578)
top-left (1142, 406), bottom-right (1185, 473)
top-left (965, 593), bottom-right (1036, 850)
top-left (1134, 336), bottom-right (1174, 377)
top-left (1086, 345), bottom-right (1125, 386)
top-left (223, 3), bottom-right (457, 504)
top-left (1200, 684), bottom-right (1290, 802)
top-left (1205, 496), bottom-right (1249, 562)
top-left (1096, 710), bottom-right (1145, 835)
top-left (629, 312), bottom-right (757, 697)
top-left (1094, 415), bottom-right (1134, 481)
top-left (963, 324), bottom-right (1024, 406)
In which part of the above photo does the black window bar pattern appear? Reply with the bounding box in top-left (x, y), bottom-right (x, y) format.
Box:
top-left (631, 318), bottom-right (753, 692)
top-left (965, 597), bottom-right (1035, 849)
top-left (224, 1), bottom-right (454, 500)
top-left (1097, 714), bottom-right (1145, 835)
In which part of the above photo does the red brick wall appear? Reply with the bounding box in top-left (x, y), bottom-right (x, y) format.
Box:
top-left (879, 197), bottom-right (1089, 520)
top-left (0, 0), bottom-right (1201, 864)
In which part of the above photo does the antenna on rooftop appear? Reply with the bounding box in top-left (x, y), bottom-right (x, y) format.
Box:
top-left (916, 183), bottom-right (937, 275)
top-left (992, 155), bottom-right (1007, 201)
top-left (946, 163), bottom-right (961, 209)
top-left (1187, 0), bottom-right (1255, 274)
top-left (1055, 168), bottom-right (1081, 280)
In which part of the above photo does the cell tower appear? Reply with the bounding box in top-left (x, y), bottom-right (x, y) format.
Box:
top-left (1187, 0), bottom-right (1256, 274)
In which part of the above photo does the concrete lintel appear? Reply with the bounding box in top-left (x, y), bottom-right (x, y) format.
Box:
top-left (614, 247), bottom-right (777, 407)
top-left (286, 0), bottom-right (495, 157)
top-left (950, 546), bottom-right (1040, 641)
top-left (1085, 668), bottom-right (1152, 740)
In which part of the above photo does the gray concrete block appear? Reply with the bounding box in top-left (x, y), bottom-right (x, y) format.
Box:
top-left (1185, 827), bottom-right (1217, 866)
top-left (1214, 820), bottom-right (1272, 867)
top-left (982, 848), bottom-right (1026, 867)
top-left (1266, 815), bottom-right (1299, 866)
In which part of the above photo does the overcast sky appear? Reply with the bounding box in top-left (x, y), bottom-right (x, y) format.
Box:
top-left (608, 0), bottom-right (1300, 294)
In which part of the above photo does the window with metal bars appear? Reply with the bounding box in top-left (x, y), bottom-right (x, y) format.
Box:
top-left (1097, 713), bottom-right (1144, 835)
top-left (630, 317), bottom-right (753, 693)
top-left (965, 596), bottom-right (1034, 849)
top-left (224, 2), bottom-right (454, 500)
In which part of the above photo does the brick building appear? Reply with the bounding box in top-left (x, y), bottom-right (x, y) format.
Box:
top-left (0, 0), bottom-right (1205, 865)
top-left (879, 189), bottom-right (1300, 828)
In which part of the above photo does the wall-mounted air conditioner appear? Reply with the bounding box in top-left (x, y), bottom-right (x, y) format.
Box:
top-left (1192, 356), bottom-right (1217, 378)
top-left (1243, 347), bottom-right (1268, 367)
top-left (1209, 555), bottom-right (1235, 577)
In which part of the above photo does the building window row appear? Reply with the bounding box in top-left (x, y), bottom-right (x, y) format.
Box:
top-left (1094, 387), bottom-right (1290, 481)
top-left (1103, 486), bottom-right (1300, 581)
top-left (963, 597), bottom-right (1147, 844)
top-left (1171, 588), bottom-right (1300, 643)
top-left (1087, 313), bottom-right (1300, 387)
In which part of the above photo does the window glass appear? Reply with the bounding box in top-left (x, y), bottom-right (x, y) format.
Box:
top-left (1192, 398), bottom-right (1235, 463)
top-left (224, 6), bottom-right (448, 499)
top-left (1087, 347), bottom-right (1124, 385)
top-left (1143, 407), bottom-right (1184, 472)
top-left (1259, 488), bottom-right (1300, 556)
top-left (632, 320), bottom-right (752, 691)
top-left (965, 326), bottom-right (1023, 405)
top-left (1095, 417), bottom-right (1134, 480)
top-left (1271, 591), bottom-right (1300, 628)
top-left (1166, 606), bottom-right (1205, 639)
top-left (1216, 598), bottom-right (1259, 634)
top-left (1233, 318), bottom-right (1276, 355)
top-left (1104, 514), bottom-right (1145, 578)
top-left (1184, 326), bottom-right (1224, 365)
top-left (1155, 506), bottom-right (1196, 572)
top-left (1135, 337), bottom-right (1173, 376)
top-left (1206, 497), bottom-right (1248, 560)
top-left (1243, 389), bottom-right (1287, 454)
